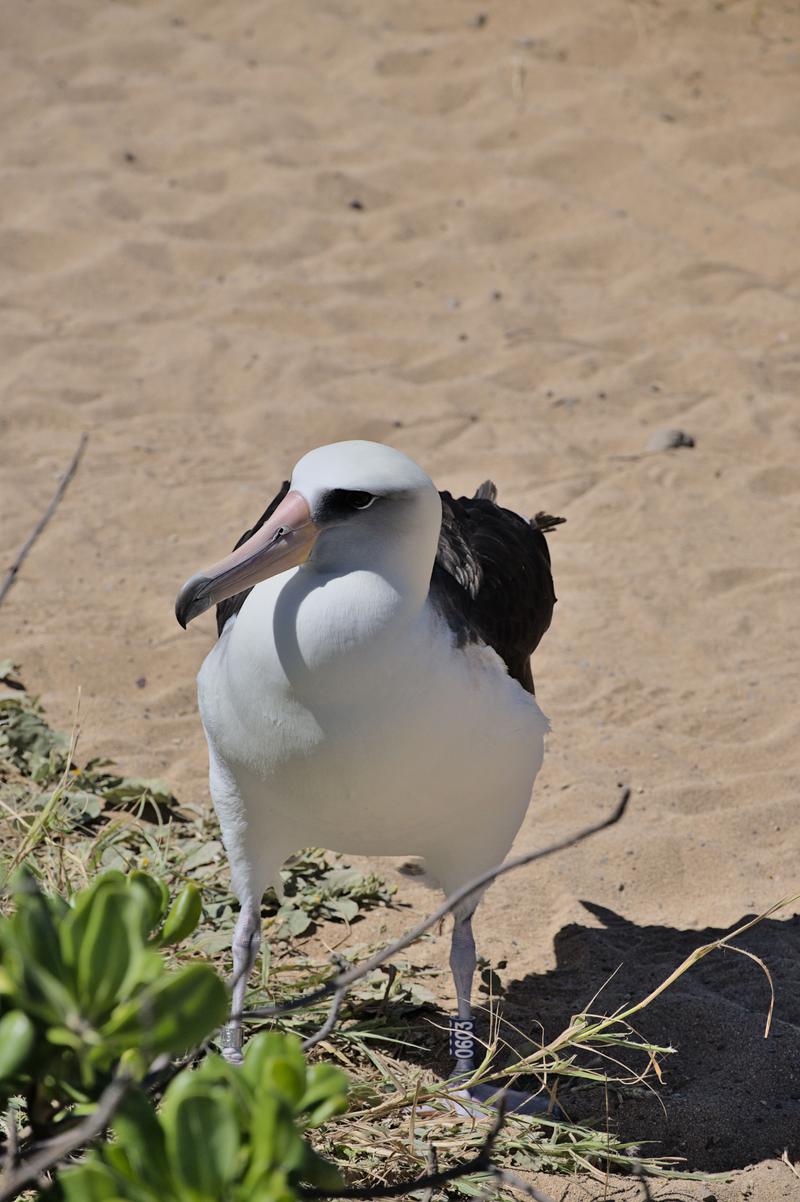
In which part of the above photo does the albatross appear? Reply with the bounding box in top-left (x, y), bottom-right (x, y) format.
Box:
top-left (175, 440), bottom-right (561, 1108)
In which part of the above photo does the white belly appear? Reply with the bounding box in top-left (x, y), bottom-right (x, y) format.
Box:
top-left (197, 569), bottom-right (548, 906)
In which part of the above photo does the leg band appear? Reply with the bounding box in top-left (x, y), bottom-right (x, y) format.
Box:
top-left (449, 1017), bottom-right (475, 1061)
top-left (221, 1024), bottom-right (243, 1051)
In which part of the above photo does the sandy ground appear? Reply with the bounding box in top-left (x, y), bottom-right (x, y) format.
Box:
top-left (2, 1), bottom-right (800, 1197)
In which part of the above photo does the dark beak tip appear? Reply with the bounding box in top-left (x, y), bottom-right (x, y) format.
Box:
top-left (175, 574), bottom-right (212, 629)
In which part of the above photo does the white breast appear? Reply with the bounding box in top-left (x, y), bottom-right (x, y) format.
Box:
top-left (197, 566), bottom-right (548, 909)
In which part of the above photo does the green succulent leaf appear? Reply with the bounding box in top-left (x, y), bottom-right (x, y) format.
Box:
top-left (245, 1093), bottom-right (305, 1186)
top-left (0, 1009), bottom-right (36, 1079)
top-left (163, 1086), bottom-right (240, 1198)
top-left (5, 946), bottom-right (78, 1024)
top-left (102, 963), bottom-right (228, 1055)
top-left (298, 1064), bottom-right (349, 1127)
top-left (299, 1143), bottom-right (345, 1191)
top-left (158, 882), bottom-right (202, 946)
top-left (76, 888), bottom-right (143, 1018)
top-left (56, 1160), bottom-right (134, 1202)
top-left (247, 1169), bottom-right (297, 1202)
top-left (10, 872), bottom-right (63, 975)
top-left (264, 1056), bottom-right (307, 1107)
top-left (128, 872), bottom-right (169, 933)
top-left (111, 1088), bottom-right (171, 1189)
top-left (59, 873), bottom-right (127, 977)
top-left (242, 1032), bottom-right (306, 1101)
top-left (46, 1025), bottom-right (85, 1050)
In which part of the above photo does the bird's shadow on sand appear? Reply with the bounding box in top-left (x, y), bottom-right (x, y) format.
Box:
top-left (390, 903), bottom-right (800, 1173)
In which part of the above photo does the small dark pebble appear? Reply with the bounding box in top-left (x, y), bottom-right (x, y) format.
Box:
top-left (661, 112), bottom-right (677, 122)
top-left (398, 860), bottom-right (425, 876)
top-left (135, 676), bottom-right (146, 689)
top-left (392, 419), bottom-right (403, 428)
top-left (645, 428), bottom-right (695, 451)
top-left (124, 151), bottom-right (137, 163)
top-left (491, 289), bottom-right (503, 301)
top-left (470, 12), bottom-right (488, 27)
top-left (458, 332), bottom-right (469, 341)
top-left (349, 199), bottom-right (364, 210)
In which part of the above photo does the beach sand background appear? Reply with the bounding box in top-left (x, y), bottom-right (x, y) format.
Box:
top-left (2, 1), bottom-right (800, 1197)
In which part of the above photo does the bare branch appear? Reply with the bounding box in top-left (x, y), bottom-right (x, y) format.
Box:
top-left (244, 788), bottom-right (630, 1022)
top-left (0, 1071), bottom-right (131, 1202)
top-left (0, 433), bottom-right (89, 609)
top-left (302, 986), bottom-right (349, 1051)
top-left (0, 1052), bottom-right (170, 1202)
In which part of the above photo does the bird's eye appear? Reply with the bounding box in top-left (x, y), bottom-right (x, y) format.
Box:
top-left (338, 490), bottom-right (377, 510)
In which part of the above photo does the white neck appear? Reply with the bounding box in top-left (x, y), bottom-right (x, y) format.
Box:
top-left (227, 496), bottom-right (442, 707)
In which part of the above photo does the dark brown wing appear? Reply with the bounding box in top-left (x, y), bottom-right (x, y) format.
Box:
top-left (430, 486), bottom-right (561, 694)
top-left (215, 480), bottom-right (290, 636)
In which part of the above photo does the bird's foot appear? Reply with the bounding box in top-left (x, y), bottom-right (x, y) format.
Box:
top-left (220, 1023), bottom-right (244, 1066)
top-left (435, 1078), bottom-right (559, 1119)
top-left (445, 1020), bottom-right (560, 1118)
top-left (464, 1081), bottom-right (557, 1117)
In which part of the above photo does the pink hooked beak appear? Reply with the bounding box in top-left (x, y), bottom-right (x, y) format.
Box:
top-left (175, 490), bottom-right (319, 628)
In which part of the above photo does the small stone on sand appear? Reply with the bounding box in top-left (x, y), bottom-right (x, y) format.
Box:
top-left (646, 428), bottom-right (695, 451)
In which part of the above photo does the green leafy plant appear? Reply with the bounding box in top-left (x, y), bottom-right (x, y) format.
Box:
top-left (0, 867), bottom-right (226, 1113)
top-left (51, 1033), bottom-right (349, 1202)
top-left (0, 673), bottom-right (180, 841)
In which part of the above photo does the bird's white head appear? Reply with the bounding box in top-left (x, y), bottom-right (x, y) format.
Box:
top-left (176, 441), bottom-right (442, 626)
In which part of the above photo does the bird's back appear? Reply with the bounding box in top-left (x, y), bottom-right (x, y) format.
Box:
top-left (432, 486), bottom-right (562, 694)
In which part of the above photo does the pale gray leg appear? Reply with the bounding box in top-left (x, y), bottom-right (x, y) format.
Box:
top-left (221, 901), bottom-right (261, 1065)
top-left (448, 912), bottom-right (556, 1116)
top-left (449, 915), bottom-right (478, 1073)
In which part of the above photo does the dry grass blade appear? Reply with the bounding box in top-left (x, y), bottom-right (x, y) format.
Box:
top-left (612, 893), bottom-right (800, 1028)
top-left (4, 687), bottom-right (82, 880)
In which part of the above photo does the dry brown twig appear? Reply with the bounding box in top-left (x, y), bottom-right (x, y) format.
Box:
top-left (0, 433), bottom-right (89, 609)
top-left (0, 1071), bottom-right (133, 1202)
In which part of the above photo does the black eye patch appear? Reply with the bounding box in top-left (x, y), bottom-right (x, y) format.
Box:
top-left (319, 489), bottom-right (379, 519)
